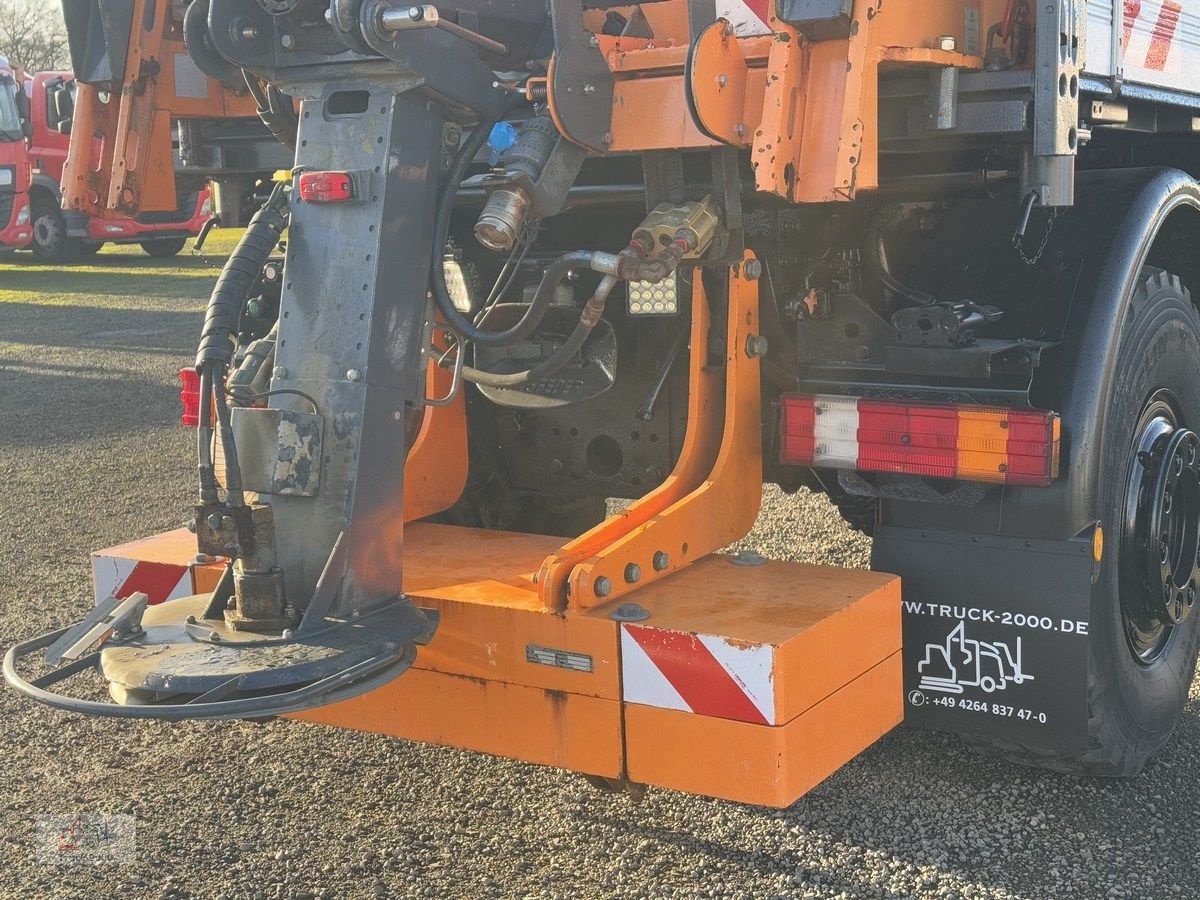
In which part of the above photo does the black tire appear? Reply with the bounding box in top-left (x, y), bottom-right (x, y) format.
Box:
top-left (977, 268), bottom-right (1200, 776)
top-left (79, 242), bottom-right (103, 257)
top-left (140, 238), bottom-right (188, 258)
top-left (30, 195), bottom-right (80, 262)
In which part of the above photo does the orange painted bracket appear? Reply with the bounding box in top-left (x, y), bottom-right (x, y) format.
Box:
top-left (403, 354), bottom-right (468, 522)
top-left (565, 253), bottom-right (764, 611)
top-left (686, 19), bottom-right (766, 148)
top-left (537, 269), bottom-right (725, 609)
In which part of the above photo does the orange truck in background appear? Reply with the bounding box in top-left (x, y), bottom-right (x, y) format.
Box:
top-left (22, 71), bottom-right (211, 260)
top-left (0, 54), bottom-right (32, 254)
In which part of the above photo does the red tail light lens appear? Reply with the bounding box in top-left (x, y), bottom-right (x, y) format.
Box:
top-left (179, 368), bottom-right (201, 427)
top-left (297, 171), bottom-right (354, 203)
top-left (780, 394), bottom-right (1061, 487)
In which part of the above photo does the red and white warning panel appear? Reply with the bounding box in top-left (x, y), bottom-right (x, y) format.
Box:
top-left (622, 625), bottom-right (776, 724)
top-left (91, 529), bottom-right (225, 606)
top-left (606, 552), bottom-right (903, 806)
top-left (716, 0), bottom-right (773, 35)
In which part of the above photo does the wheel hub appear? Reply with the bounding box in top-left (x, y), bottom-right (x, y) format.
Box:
top-left (1142, 426), bottom-right (1200, 624)
top-left (1124, 402), bottom-right (1200, 662)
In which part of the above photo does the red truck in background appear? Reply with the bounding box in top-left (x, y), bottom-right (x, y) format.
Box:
top-left (0, 55), bottom-right (32, 254)
top-left (24, 72), bottom-right (211, 261)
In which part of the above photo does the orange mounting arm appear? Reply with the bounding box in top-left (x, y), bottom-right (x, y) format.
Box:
top-left (537, 252), bottom-right (764, 612)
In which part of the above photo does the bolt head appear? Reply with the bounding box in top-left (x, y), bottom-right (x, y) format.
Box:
top-left (624, 563), bottom-right (641, 584)
top-left (273, 366), bottom-right (288, 380)
top-left (583, 84), bottom-right (596, 95)
top-left (408, 6), bottom-right (423, 21)
top-left (652, 551), bottom-right (670, 572)
top-left (936, 35), bottom-right (957, 52)
top-left (717, 74), bottom-right (729, 88)
top-left (346, 369), bottom-right (363, 382)
top-left (743, 259), bottom-right (763, 280)
top-left (594, 576), bottom-right (612, 598)
top-left (280, 33), bottom-right (295, 49)
top-left (745, 334), bottom-right (769, 358)
top-left (206, 514), bottom-right (223, 531)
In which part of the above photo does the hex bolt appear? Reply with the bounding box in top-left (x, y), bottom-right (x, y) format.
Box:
top-left (625, 563), bottom-right (641, 584)
top-left (346, 369), bottom-right (363, 382)
top-left (717, 74), bottom-right (729, 88)
top-left (206, 513), bottom-right (223, 531)
top-left (936, 35), bottom-right (956, 52)
top-left (745, 334), bottom-right (769, 358)
top-left (602, 132), bottom-right (613, 145)
top-left (743, 259), bottom-right (763, 280)
top-left (734, 123), bottom-right (747, 137)
top-left (408, 6), bottom-right (424, 20)
top-left (588, 34), bottom-right (599, 47)
top-left (280, 33), bottom-right (296, 50)
top-left (221, 515), bottom-right (235, 530)
top-left (595, 576), bottom-right (612, 597)
top-left (652, 551), bottom-right (670, 572)
top-left (583, 84), bottom-right (596, 95)
top-left (241, 25), bottom-right (260, 40)
top-left (273, 366), bottom-right (288, 379)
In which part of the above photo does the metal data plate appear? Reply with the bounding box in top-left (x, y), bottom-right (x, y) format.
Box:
top-left (873, 526), bottom-right (1094, 753)
top-left (230, 407), bottom-right (323, 497)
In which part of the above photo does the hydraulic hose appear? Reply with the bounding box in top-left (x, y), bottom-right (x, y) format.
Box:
top-left (244, 71), bottom-right (298, 151)
top-left (431, 124), bottom-right (601, 347)
top-left (462, 275), bottom-right (619, 388)
top-left (197, 183), bottom-right (289, 370)
top-left (196, 184), bottom-right (289, 502)
top-left (861, 207), bottom-right (936, 308)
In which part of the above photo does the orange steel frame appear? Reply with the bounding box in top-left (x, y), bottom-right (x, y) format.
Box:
top-left (62, 0), bottom-right (258, 219)
top-left (567, 0), bottom-right (1007, 201)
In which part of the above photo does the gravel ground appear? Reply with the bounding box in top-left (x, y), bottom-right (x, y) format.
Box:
top-left (3, 248), bottom-right (1200, 899)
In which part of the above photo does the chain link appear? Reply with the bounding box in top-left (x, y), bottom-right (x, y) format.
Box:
top-left (1015, 207), bottom-right (1060, 266)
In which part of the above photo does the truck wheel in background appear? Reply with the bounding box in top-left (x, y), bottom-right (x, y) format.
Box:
top-left (29, 195), bottom-right (80, 262)
top-left (975, 267), bottom-right (1200, 775)
top-left (140, 239), bottom-right (188, 258)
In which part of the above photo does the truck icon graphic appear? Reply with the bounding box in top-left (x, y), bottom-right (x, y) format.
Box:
top-left (918, 622), bottom-right (1034, 694)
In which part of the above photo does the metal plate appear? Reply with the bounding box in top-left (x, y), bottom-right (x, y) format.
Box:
top-left (874, 526), bottom-right (1094, 753)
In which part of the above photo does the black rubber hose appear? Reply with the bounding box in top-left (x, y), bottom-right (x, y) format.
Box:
top-left (213, 371), bottom-right (245, 507)
top-left (196, 184), bottom-right (289, 369)
top-left (861, 207), bottom-right (936, 308)
top-left (462, 275), bottom-right (619, 388)
top-left (243, 72), bottom-right (297, 150)
top-left (431, 124), bottom-right (594, 347)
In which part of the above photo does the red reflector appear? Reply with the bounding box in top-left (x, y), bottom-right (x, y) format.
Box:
top-left (179, 367), bottom-right (201, 428)
top-left (779, 394), bottom-right (1060, 487)
top-left (298, 171), bottom-right (354, 203)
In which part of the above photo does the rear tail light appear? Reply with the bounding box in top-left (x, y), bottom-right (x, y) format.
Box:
top-left (179, 368), bottom-right (201, 427)
top-left (297, 171), bottom-right (354, 203)
top-left (779, 394), bottom-right (1061, 487)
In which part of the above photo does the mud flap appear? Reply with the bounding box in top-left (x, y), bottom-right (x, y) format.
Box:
top-left (872, 526), bottom-right (1096, 753)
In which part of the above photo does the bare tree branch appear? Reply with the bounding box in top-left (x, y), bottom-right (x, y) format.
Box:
top-left (0, 0), bottom-right (70, 74)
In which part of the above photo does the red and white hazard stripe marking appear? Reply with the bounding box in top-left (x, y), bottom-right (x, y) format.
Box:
top-left (1124, 0), bottom-right (1184, 72)
top-left (716, 0), bottom-right (772, 36)
top-left (621, 624), bottom-right (775, 724)
top-left (92, 556), bottom-right (192, 607)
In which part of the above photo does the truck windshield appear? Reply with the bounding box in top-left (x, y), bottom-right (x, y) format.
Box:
top-left (0, 77), bottom-right (22, 142)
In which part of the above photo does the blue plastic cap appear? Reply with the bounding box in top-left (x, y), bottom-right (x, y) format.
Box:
top-left (487, 121), bottom-right (519, 166)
